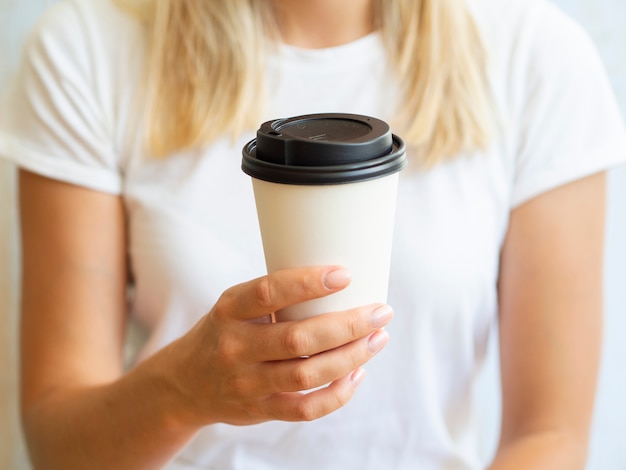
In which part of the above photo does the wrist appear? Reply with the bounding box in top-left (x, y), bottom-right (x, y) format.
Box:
top-left (129, 340), bottom-right (205, 436)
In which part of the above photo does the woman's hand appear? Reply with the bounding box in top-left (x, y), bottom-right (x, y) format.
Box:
top-left (152, 266), bottom-right (393, 427)
top-left (19, 171), bottom-right (392, 469)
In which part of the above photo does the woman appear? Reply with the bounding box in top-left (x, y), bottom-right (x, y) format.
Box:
top-left (2, 0), bottom-right (625, 468)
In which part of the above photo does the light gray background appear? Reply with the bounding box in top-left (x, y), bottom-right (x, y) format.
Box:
top-left (1, 0), bottom-right (625, 468)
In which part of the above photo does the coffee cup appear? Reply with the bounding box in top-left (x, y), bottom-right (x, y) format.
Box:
top-left (242, 113), bottom-right (406, 321)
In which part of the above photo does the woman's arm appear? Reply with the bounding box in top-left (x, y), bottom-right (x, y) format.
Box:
top-left (19, 169), bottom-right (193, 468)
top-left (489, 172), bottom-right (605, 469)
top-left (19, 170), bottom-right (392, 469)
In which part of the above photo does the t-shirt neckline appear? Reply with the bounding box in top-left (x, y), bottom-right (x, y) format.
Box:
top-left (275, 31), bottom-right (383, 63)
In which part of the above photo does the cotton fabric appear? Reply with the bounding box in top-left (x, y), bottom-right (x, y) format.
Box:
top-left (2, 0), bottom-right (625, 468)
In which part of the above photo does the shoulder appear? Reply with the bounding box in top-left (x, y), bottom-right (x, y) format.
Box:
top-left (470, 0), bottom-right (615, 123)
top-left (472, 0), bottom-right (586, 39)
top-left (19, 0), bottom-right (148, 142)
top-left (4, 0), bottom-right (148, 195)
top-left (32, 0), bottom-right (139, 35)
top-left (24, 0), bottom-right (145, 78)
top-left (470, 0), bottom-right (626, 207)
top-left (472, 0), bottom-right (601, 77)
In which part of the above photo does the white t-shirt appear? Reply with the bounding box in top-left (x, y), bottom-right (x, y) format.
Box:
top-left (2, 0), bottom-right (626, 468)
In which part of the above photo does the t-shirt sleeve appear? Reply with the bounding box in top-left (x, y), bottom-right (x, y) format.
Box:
top-left (0, 1), bottom-right (122, 194)
top-left (511, 2), bottom-right (626, 208)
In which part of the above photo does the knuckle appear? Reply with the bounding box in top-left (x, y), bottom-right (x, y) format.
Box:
top-left (227, 374), bottom-right (251, 397)
top-left (214, 289), bottom-right (237, 319)
top-left (255, 277), bottom-right (274, 309)
top-left (213, 334), bottom-right (244, 364)
top-left (290, 363), bottom-right (316, 391)
top-left (332, 386), bottom-right (352, 410)
top-left (282, 325), bottom-right (311, 357)
top-left (299, 276), bottom-right (320, 300)
top-left (345, 311), bottom-right (362, 338)
top-left (348, 346), bottom-right (364, 369)
top-left (294, 399), bottom-right (318, 422)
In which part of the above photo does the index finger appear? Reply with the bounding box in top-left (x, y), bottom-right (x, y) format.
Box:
top-left (215, 266), bottom-right (351, 321)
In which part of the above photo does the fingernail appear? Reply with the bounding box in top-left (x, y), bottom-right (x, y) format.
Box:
top-left (368, 329), bottom-right (389, 354)
top-left (323, 268), bottom-right (351, 289)
top-left (371, 305), bottom-right (393, 329)
top-left (350, 368), bottom-right (366, 388)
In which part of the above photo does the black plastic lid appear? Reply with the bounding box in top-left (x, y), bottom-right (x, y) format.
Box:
top-left (254, 114), bottom-right (392, 166)
top-left (242, 113), bottom-right (407, 185)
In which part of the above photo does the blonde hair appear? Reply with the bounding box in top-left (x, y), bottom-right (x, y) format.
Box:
top-left (119, 0), bottom-right (493, 165)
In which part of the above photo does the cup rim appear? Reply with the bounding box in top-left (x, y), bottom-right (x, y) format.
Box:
top-left (242, 134), bottom-right (407, 185)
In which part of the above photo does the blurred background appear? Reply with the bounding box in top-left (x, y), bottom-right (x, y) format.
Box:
top-left (1, 0), bottom-right (625, 468)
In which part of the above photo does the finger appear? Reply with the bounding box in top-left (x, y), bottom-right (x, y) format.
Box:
top-left (259, 329), bottom-right (389, 393)
top-left (248, 304), bottom-right (393, 361)
top-left (215, 266), bottom-right (351, 321)
top-left (261, 368), bottom-right (366, 422)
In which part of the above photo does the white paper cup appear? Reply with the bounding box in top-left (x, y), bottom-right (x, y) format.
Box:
top-left (242, 113), bottom-right (406, 321)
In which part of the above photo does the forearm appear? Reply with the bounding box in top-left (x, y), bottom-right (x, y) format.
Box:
top-left (492, 174), bottom-right (604, 470)
top-left (488, 431), bottom-right (587, 470)
top-left (23, 349), bottom-right (198, 470)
